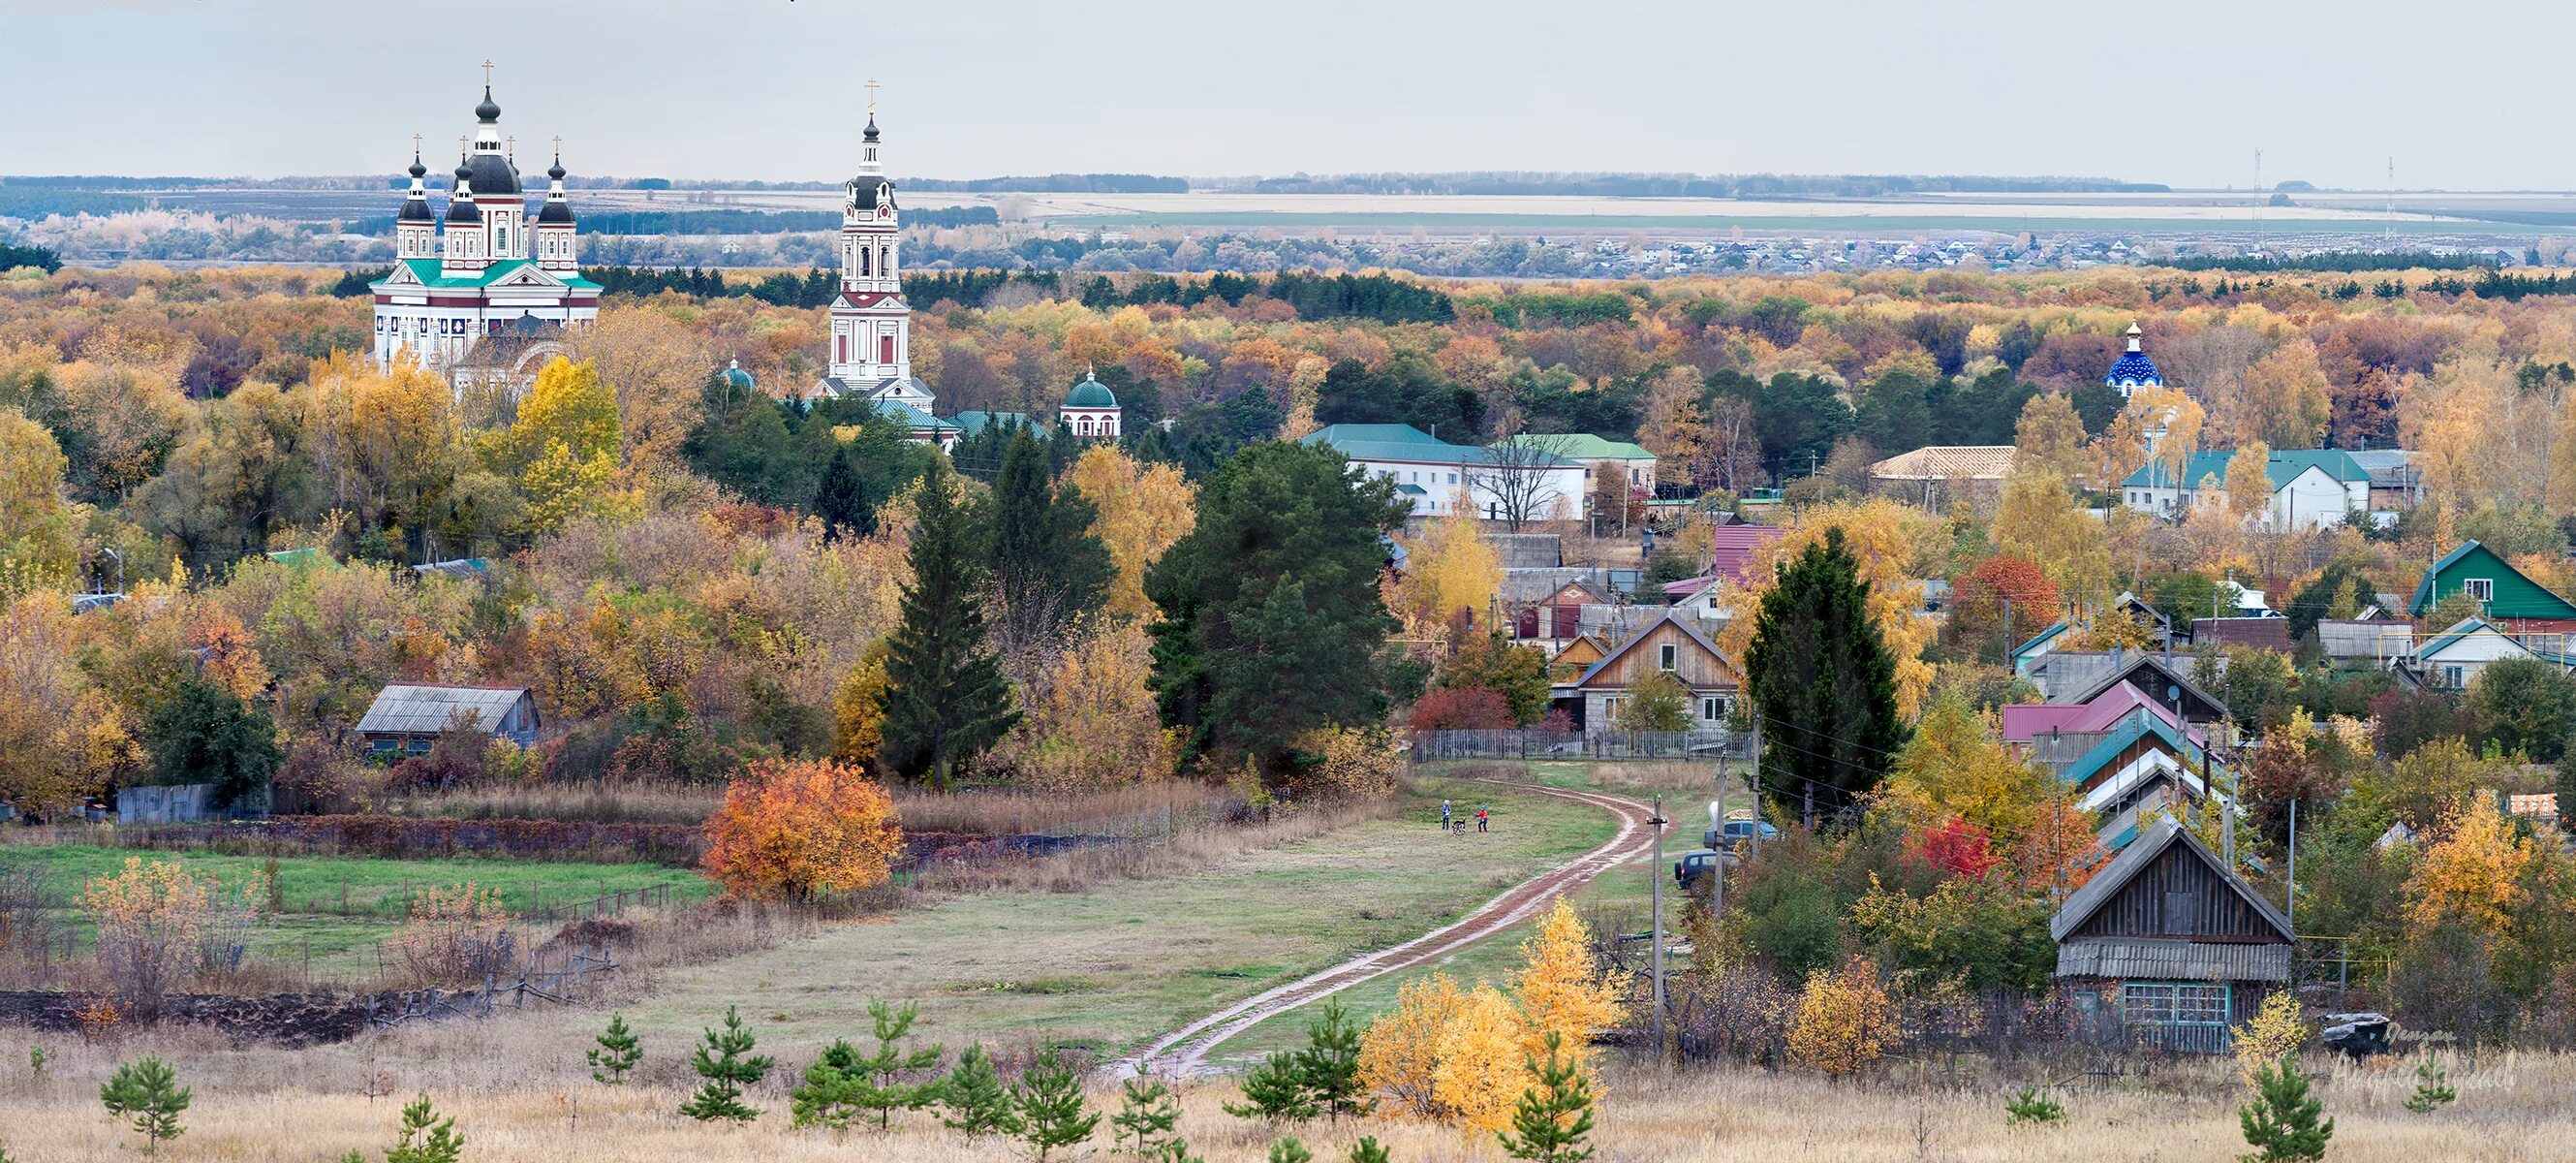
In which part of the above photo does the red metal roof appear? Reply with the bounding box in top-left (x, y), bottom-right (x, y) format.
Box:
top-left (1707, 523), bottom-right (1786, 582)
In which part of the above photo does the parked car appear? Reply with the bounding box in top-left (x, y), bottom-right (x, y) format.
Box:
top-left (1704, 819), bottom-right (1780, 850)
top-left (1674, 848), bottom-right (1734, 890)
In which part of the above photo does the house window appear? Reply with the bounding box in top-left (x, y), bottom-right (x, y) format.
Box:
top-left (1448, 473), bottom-right (1458, 485)
top-left (2445, 665), bottom-right (2466, 689)
top-left (1659, 644), bottom-right (1678, 671)
top-left (1700, 697), bottom-right (1723, 721)
top-left (2120, 981), bottom-right (2232, 1053)
top-left (1602, 697), bottom-right (1623, 720)
top-left (2465, 578), bottom-right (2494, 604)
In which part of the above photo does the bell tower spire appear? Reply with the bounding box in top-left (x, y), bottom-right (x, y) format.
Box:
top-left (822, 83), bottom-right (922, 409)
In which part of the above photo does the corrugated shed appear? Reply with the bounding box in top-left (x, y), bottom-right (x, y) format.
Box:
top-left (357, 685), bottom-right (532, 737)
top-left (2056, 938), bottom-right (2292, 983)
top-left (2317, 618), bottom-right (2408, 662)
top-left (1869, 445), bottom-right (2017, 483)
top-left (1487, 534), bottom-right (1564, 571)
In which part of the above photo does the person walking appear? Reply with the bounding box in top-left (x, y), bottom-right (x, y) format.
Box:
top-left (1441, 799), bottom-right (1453, 832)
top-left (1475, 803), bottom-right (1489, 833)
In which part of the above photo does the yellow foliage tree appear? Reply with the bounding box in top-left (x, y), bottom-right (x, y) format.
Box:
top-left (1992, 467), bottom-right (2111, 599)
top-left (1510, 900), bottom-right (1625, 1074)
top-left (2229, 990), bottom-right (2309, 1093)
top-left (2405, 794), bottom-right (2536, 936)
top-left (2225, 440), bottom-right (2273, 521)
top-left (829, 643), bottom-right (890, 768)
top-left (1785, 959), bottom-right (1895, 1080)
top-left (2239, 341), bottom-right (2334, 450)
top-left (1290, 722), bottom-right (1401, 798)
top-left (1393, 507), bottom-right (1500, 630)
top-left (1067, 444), bottom-right (1195, 619)
top-left (1877, 691), bottom-right (2055, 851)
top-left (0, 406), bottom-right (76, 591)
top-left (1430, 983), bottom-right (1525, 1135)
top-left (1001, 621), bottom-right (1178, 789)
top-left (1358, 973), bottom-right (1467, 1118)
top-left (2012, 392), bottom-right (2090, 486)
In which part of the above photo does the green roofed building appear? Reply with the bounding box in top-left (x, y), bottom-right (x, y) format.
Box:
top-left (2118, 449), bottom-right (2371, 531)
top-left (2408, 540), bottom-right (2576, 627)
top-left (1305, 424), bottom-right (1589, 521)
top-left (1497, 432), bottom-right (1660, 495)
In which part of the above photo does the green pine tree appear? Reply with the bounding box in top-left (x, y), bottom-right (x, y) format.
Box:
top-left (1743, 527), bottom-right (1907, 817)
top-left (1223, 1051), bottom-right (1319, 1123)
top-left (939, 1044), bottom-right (1024, 1139)
top-left (99, 1055), bottom-right (190, 1154)
top-left (987, 425), bottom-right (1114, 644)
top-left (814, 444), bottom-right (874, 543)
top-left (679, 1006), bottom-right (774, 1123)
top-left (1347, 1136), bottom-right (1392, 1163)
top-left (1113, 1075), bottom-right (1184, 1155)
top-left (1017, 1047), bottom-right (1100, 1162)
top-left (2004, 1085), bottom-right (2065, 1125)
top-left (2239, 1051), bottom-right (2334, 1162)
top-left (1294, 999), bottom-right (1372, 1123)
top-left (384, 1093), bottom-right (465, 1163)
top-left (1497, 1032), bottom-right (1596, 1163)
top-left (2404, 1057), bottom-right (2456, 1114)
top-left (1268, 1135), bottom-right (1315, 1163)
top-left (878, 459), bottom-right (1020, 789)
top-left (588, 1012), bottom-right (642, 1084)
top-left (792, 999), bottom-right (946, 1130)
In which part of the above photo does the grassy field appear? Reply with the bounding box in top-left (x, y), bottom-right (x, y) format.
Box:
top-left (0, 843), bottom-right (714, 978)
top-left (5, 1039), bottom-right (2572, 1162)
top-left (1047, 211), bottom-right (2539, 236)
top-left (571, 774), bottom-right (1612, 1066)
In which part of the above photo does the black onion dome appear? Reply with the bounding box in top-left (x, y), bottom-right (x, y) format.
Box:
top-left (863, 116), bottom-right (880, 143)
top-left (461, 153), bottom-right (520, 197)
top-left (546, 158), bottom-right (566, 182)
top-left (399, 195), bottom-right (435, 222)
top-left (446, 196), bottom-right (482, 225)
top-left (475, 85), bottom-right (501, 123)
top-left (408, 154), bottom-right (428, 179)
top-left (537, 199), bottom-right (574, 224)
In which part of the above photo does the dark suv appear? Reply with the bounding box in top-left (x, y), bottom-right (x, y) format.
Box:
top-left (1703, 819), bottom-right (1781, 850)
top-left (1674, 849), bottom-right (1733, 889)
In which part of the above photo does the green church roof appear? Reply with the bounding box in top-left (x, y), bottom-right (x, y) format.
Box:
top-left (1065, 372), bottom-right (1118, 409)
top-left (372, 257), bottom-right (603, 293)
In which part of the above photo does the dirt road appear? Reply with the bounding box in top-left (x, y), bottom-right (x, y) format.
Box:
top-left (1120, 781), bottom-right (1658, 1078)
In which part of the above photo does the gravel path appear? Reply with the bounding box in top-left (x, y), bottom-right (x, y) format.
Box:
top-left (1119, 781), bottom-right (1657, 1078)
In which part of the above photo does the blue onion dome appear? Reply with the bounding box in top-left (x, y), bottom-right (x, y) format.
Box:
top-left (408, 153), bottom-right (428, 180)
top-left (863, 116), bottom-right (881, 143)
top-left (445, 162), bottom-right (481, 223)
top-left (721, 359), bottom-right (756, 392)
top-left (2104, 322), bottom-right (2161, 388)
top-left (1065, 369), bottom-right (1117, 408)
top-left (398, 152), bottom-right (435, 221)
top-left (475, 85), bottom-right (502, 123)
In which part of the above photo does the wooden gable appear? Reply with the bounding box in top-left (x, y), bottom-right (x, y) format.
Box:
top-left (1542, 581), bottom-right (1606, 608)
top-left (1553, 634), bottom-right (1608, 669)
top-left (2054, 822), bottom-right (2291, 946)
top-left (1574, 613), bottom-right (1740, 693)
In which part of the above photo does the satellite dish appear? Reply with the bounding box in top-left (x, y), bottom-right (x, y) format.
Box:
top-left (2166, 683), bottom-right (2183, 703)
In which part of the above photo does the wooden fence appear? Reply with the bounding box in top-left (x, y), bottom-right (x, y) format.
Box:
top-left (366, 946), bottom-right (617, 1030)
top-left (1411, 728), bottom-right (1754, 761)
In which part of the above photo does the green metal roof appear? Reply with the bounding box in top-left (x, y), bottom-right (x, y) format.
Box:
top-left (1065, 373), bottom-right (1118, 409)
top-left (372, 257), bottom-right (603, 292)
top-left (878, 399), bottom-right (958, 431)
top-left (2122, 448), bottom-right (2370, 491)
top-left (2408, 540), bottom-right (2576, 618)
top-left (951, 410), bottom-right (1032, 435)
top-left (1498, 433), bottom-right (1656, 460)
top-left (1303, 424), bottom-right (1573, 467)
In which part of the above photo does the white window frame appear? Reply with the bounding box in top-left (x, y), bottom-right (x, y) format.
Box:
top-left (1659, 644), bottom-right (1678, 672)
top-left (2465, 578), bottom-right (2495, 604)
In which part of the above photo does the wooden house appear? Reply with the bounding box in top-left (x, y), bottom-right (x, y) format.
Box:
top-left (1548, 633), bottom-right (1611, 682)
top-left (1569, 610), bottom-right (1741, 731)
top-left (357, 684), bottom-right (541, 755)
top-left (2053, 818), bottom-right (2294, 1053)
top-left (1515, 579), bottom-right (1607, 643)
top-left (2409, 540), bottom-right (2576, 633)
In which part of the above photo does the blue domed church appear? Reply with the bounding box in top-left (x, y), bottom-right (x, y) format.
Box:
top-left (2104, 323), bottom-right (2162, 398)
top-left (369, 74), bottom-right (600, 395)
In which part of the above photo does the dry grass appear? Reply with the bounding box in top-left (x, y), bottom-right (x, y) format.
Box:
top-left (377, 780), bottom-right (724, 828)
top-left (911, 792), bottom-right (1396, 895)
top-left (6, 1037), bottom-right (2575, 1162)
top-left (891, 780), bottom-right (1232, 837)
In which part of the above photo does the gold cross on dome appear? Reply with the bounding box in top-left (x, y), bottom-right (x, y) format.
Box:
top-left (482, 59), bottom-right (494, 85)
top-left (865, 78), bottom-right (880, 115)
top-left (412, 132), bottom-right (421, 155)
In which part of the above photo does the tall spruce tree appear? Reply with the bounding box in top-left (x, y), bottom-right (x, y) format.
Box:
top-left (879, 461), bottom-right (1019, 788)
top-left (988, 426), bottom-right (1113, 644)
top-left (1146, 440), bottom-right (1409, 776)
top-left (814, 444), bottom-right (872, 542)
top-left (1742, 527), bottom-right (1906, 819)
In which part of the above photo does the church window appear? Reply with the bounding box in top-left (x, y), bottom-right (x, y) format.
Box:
top-left (837, 334), bottom-right (848, 364)
top-left (881, 334), bottom-right (895, 364)
top-left (860, 248), bottom-right (871, 276)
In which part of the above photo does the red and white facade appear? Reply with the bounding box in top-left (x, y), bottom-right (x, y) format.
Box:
top-left (817, 113), bottom-right (930, 409)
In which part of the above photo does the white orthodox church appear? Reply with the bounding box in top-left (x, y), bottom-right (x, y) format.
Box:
top-left (814, 103), bottom-right (949, 440)
top-left (369, 75), bottom-right (600, 394)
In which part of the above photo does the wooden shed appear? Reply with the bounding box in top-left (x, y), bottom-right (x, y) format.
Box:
top-left (2052, 817), bottom-right (2294, 1053)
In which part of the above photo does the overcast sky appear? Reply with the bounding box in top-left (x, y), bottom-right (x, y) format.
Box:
top-left (3, 0), bottom-right (2554, 190)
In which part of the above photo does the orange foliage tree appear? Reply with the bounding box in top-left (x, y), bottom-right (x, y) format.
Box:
top-left (1785, 958), bottom-right (1895, 1080)
top-left (701, 758), bottom-right (903, 901)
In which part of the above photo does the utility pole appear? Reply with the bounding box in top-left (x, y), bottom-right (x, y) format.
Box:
top-left (1648, 795), bottom-right (1668, 1057)
top-left (1748, 715), bottom-right (1763, 863)
top-left (2286, 798), bottom-right (2299, 932)
top-left (1711, 752), bottom-right (1726, 922)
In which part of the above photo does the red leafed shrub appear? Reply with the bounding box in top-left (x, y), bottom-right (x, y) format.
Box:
top-left (1410, 687), bottom-right (1516, 731)
top-left (1912, 816), bottom-right (2001, 880)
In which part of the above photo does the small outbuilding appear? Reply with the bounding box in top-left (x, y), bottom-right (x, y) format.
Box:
top-left (2053, 818), bottom-right (2295, 1053)
top-left (356, 684), bottom-right (541, 756)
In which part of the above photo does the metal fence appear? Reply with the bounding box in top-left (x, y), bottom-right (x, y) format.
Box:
top-left (366, 946), bottom-right (617, 1030)
top-left (1412, 729), bottom-right (1753, 762)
